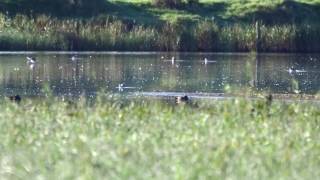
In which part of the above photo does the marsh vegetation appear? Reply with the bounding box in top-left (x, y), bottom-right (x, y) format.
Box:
top-left (0, 0), bottom-right (320, 52)
top-left (0, 1), bottom-right (319, 179)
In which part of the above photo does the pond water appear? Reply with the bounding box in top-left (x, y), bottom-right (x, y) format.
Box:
top-left (0, 52), bottom-right (319, 99)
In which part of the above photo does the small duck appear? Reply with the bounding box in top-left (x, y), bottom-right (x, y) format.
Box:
top-left (171, 57), bottom-right (175, 64)
top-left (204, 58), bottom-right (208, 65)
top-left (71, 55), bottom-right (80, 61)
top-left (288, 67), bottom-right (296, 74)
top-left (9, 95), bottom-right (21, 103)
top-left (117, 83), bottom-right (124, 92)
top-left (71, 55), bottom-right (77, 61)
top-left (26, 56), bottom-right (36, 64)
top-left (203, 58), bottom-right (216, 64)
top-left (28, 63), bottom-right (35, 70)
top-left (175, 95), bottom-right (189, 104)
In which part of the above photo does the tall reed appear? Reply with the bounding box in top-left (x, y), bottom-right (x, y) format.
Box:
top-left (0, 13), bottom-right (319, 52)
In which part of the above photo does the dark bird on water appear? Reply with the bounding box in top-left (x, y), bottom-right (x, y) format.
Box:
top-left (175, 95), bottom-right (189, 104)
top-left (9, 95), bottom-right (21, 103)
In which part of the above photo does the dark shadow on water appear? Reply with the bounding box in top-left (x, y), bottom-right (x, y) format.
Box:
top-left (0, 0), bottom-right (108, 17)
top-left (1, 0), bottom-right (320, 25)
top-left (0, 0), bottom-right (162, 25)
top-left (237, 1), bottom-right (320, 24)
top-left (182, 2), bottom-right (228, 24)
top-left (104, 2), bottom-right (164, 25)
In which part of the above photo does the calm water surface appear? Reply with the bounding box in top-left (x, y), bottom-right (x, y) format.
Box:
top-left (0, 52), bottom-right (319, 99)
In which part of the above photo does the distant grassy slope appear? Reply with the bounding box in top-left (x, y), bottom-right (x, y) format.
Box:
top-left (106, 0), bottom-right (320, 24)
top-left (1, 0), bottom-right (320, 24)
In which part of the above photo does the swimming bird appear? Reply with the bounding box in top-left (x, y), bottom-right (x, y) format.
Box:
top-left (71, 55), bottom-right (77, 61)
top-left (203, 58), bottom-right (216, 65)
top-left (71, 55), bottom-right (81, 61)
top-left (288, 67), bottom-right (296, 74)
top-left (26, 56), bottom-right (36, 64)
top-left (28, 63), bottom-right (35, 70)
top-left (175, 95), bottom-right (189, 104)
top-left (288, 67), bottom-right (307, 74)
top-left (9, 95), bottom-right (21, 103)
top-left (117, 83), bottom-right (124, 92)
top-left (171, 56), bottom-right (175, 64)
top-left (204, 58), bottom-right (208, 65)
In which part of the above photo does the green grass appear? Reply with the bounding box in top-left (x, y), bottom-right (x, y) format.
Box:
top-left (0, 14), bottom-right (319, 52)
top-left (2, 0), bottom-right (320, 24)
top-left (0, 96), bottom-right (320, 179)
top-left (108, 0), bottom-right (320, 23)
top-left (0, 0), bottom-right (320, 51)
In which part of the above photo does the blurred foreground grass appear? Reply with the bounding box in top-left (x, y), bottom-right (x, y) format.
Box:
top-left (0, 96), bottom-right (319, 179)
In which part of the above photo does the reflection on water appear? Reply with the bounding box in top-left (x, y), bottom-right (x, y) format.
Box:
top-left (0, 52), bottom-right (319, 99)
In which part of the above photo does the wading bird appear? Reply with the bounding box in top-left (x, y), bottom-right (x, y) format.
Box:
top-left (26, 56), bottom-right (36, 64)
top-left (204, 58), bottom-right (208, 65)
top-left (288, 67), bottom-right (296, 74)
top-left (171, 56), bottom-right (175, 64)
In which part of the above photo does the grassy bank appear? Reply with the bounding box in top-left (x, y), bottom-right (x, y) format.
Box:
top-left (0, 0), bottom-right (320, 52)
top-left (0, 96), bottom-right (319, 179)
top-left (0, 14), bottom-right (319, 52)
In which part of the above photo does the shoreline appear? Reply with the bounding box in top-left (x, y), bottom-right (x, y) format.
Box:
top-left (0, 51), bottom-right (319, 55)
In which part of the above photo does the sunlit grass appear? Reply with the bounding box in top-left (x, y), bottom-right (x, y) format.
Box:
top-left (0, 13), bottom-right (319, 52)
top-left (0, 0), bottom-right (320, 52)
top-left (0, 95), bottom-right (319, 179)
top-left (109, 0), bottom-right (320, 23)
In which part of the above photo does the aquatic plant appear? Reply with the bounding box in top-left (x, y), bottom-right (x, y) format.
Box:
top-left (193, 20), bottom-right (219, 51)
